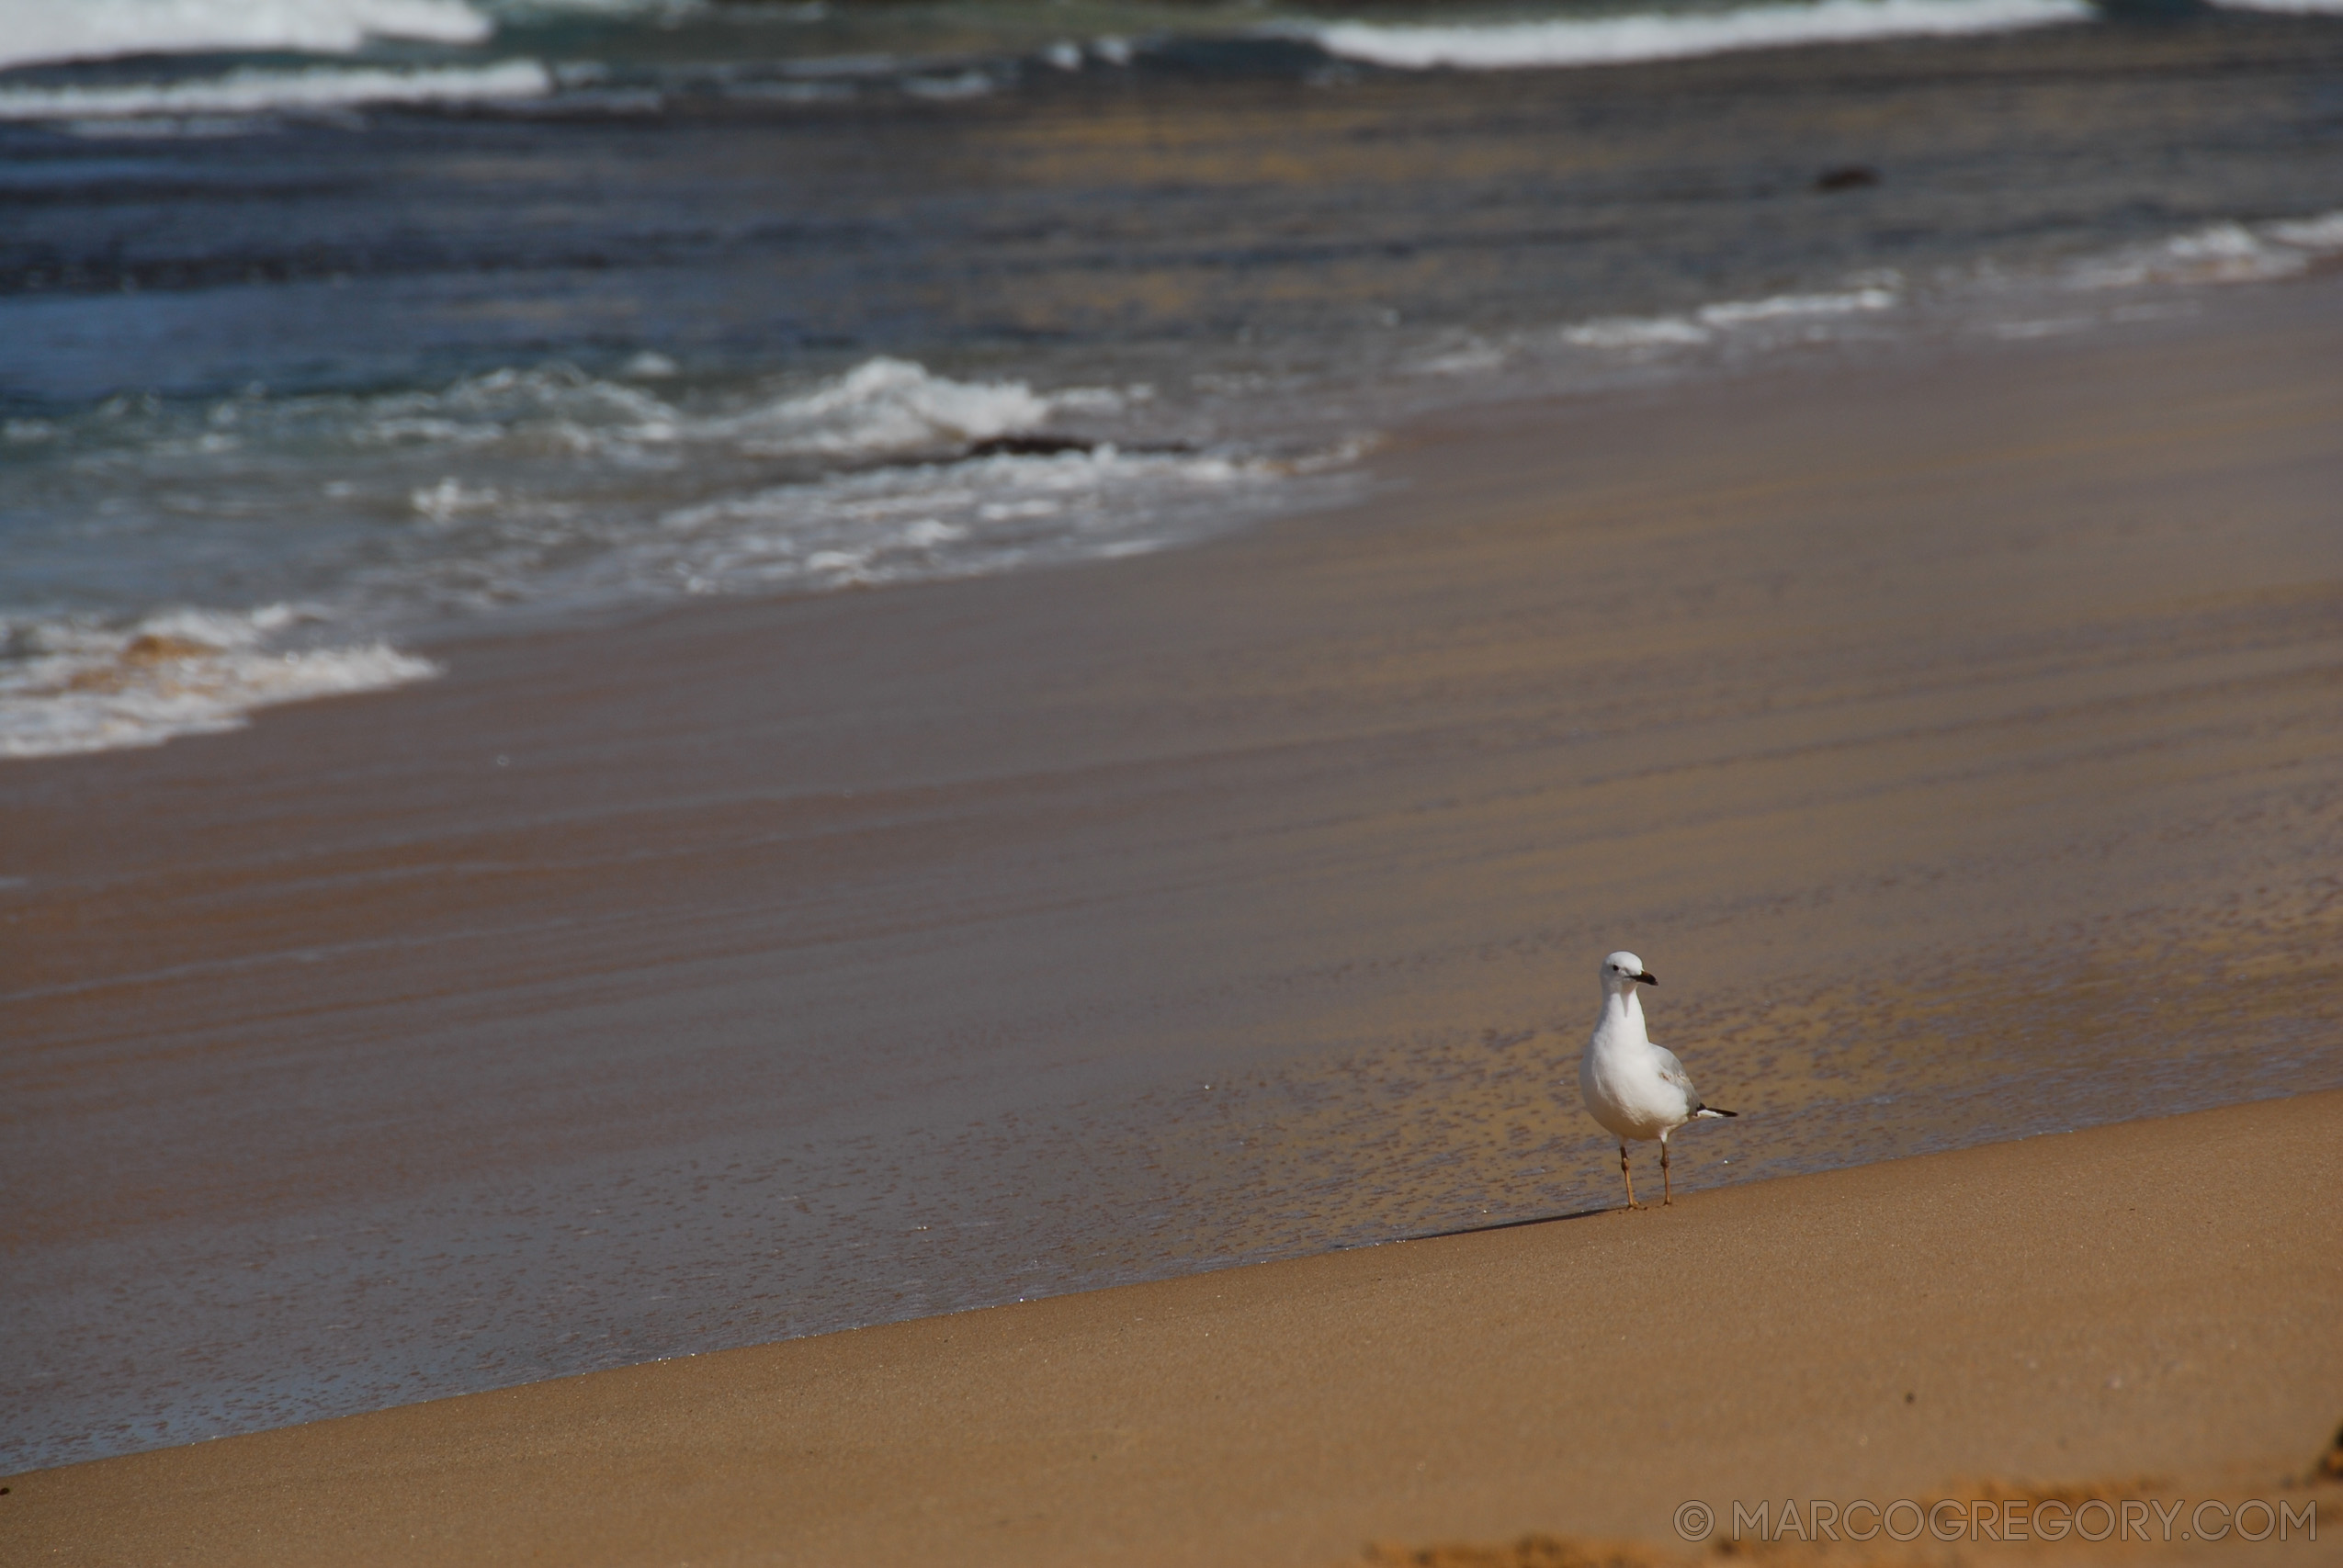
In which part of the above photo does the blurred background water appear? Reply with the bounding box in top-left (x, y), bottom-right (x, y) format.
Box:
top-left (3, 0), bottom-right (2340, 754)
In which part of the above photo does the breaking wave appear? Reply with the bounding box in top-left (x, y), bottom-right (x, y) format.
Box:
top-left (0, 607), bottom-right (440, 759)
top-left (8, 190), bottom-right (2337, 761)
top-left (1, 357), bottom-right (1361, 756)
top-left (1299, 0), bottom-right (2094, 72)
top-left (0, 0), bottom-right (717, 73)
top-left (2065, 211), bottom-right (2343, 290)
top-left (1561, 285), bottom-right (1902, 349)
top-left (0, 0), bottom-right (492, 73)
top-left (0, 60), bottom-right (553, 121)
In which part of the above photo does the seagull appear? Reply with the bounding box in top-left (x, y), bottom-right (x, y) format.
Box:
top-left (1578, 950), bottom-right (1737, 1209)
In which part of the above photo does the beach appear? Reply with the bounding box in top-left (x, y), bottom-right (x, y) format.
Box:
top-left (7, 258), bottom-right (2343, 1508)
top-left (6, 0), bottom-right (2343, 1551)
top-left (11, 1091), bottom-right (2339, 1565)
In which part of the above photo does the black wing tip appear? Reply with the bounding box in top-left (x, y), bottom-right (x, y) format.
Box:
top-left (1700, 1105), bottom-right (1739, 1118)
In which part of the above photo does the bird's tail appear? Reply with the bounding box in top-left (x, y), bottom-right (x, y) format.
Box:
top-left (1694, 1104), bottom-right (1737, 1119)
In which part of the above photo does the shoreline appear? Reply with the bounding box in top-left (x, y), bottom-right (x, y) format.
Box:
top-left (6, 271), bottom-right (2342, 1482)
top-left (13, 1090), bottom-right (2341, 1564)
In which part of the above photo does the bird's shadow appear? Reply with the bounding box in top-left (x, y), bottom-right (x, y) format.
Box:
top-left (1352, 1206), bottom-right (1613, 1248)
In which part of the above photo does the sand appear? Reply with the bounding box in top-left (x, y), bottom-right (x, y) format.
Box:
top-left (10, 1091), bottom-right (2340, 1565)
top-left (6, 274), bottom-right (2343, 1556)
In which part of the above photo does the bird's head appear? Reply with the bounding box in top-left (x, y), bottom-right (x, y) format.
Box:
top-left (1602, 951), bottom-right (1658, 995)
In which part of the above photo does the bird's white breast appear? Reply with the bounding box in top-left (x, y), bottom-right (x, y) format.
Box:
top-left (1578, 998), bottom-right (1693, 1141)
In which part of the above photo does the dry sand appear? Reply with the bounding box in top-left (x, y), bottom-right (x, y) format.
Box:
top-left (10, 1091), bottom-right (2340, 1566)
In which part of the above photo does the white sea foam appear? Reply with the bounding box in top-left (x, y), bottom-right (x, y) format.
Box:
top-left (0, 61), bottom-right (553, 121)
top-left (0, 0), bottom-right (492, 72)
top-left (300, 361), bottom-right (1346, 610)
top-left (1698, 286), bottom-right (1900, 325)
top-left (0, 607), bottom-right (440, 760)
top-left (2266, 211), bottom-right (2343, 250)
top-left (631, 445), bottom-right (1316, 598)
top-left (0, 0), bottom-right (720, 73)
top-left (900, 70), bottom-right (996, 100)
top-left (714, 358), bottom-right (1059, 457)
top-left (342, 362), bottom-right (681, 452)
top-left (1563, 284), bottom-right (1898, 350)
top-left (482, 0), bottom-right (707, 17)
top-left (1301, 0), bottom-right (2092, 71)
top-left (315, 357), bottom-right (1092, 464)
top-left (2066, 211), bottom-right (2343, 291)
top-left (0, 358), bottom-right (1322, 748)
top-left (1563, 315), bottom-right (1713, 349)
top-left (1410, 339), bottom-right (1514, 375)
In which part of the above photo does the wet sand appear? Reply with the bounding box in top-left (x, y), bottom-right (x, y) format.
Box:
top-left (11, 1090), bottom-right (2340, 1566)
top-left (6, 275), bottom-right (2343, 1473)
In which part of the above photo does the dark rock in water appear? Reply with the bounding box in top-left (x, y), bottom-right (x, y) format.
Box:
top-left (2089, 0), bottom-right (2212, 19)
top-left (967, 434), bottom-right (1096, 458)
top-left (962, 434), bottom-right (1201, 461)
top-left (1816, 164), bottom-right (1881, 192)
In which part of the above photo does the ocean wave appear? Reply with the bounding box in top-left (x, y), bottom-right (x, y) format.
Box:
top-left (626, 444), bottom-right (1343, 600)
top-left (0, 0), bottom-right (492, 73)
top-left (357, 400), bottom-right (1341, 613)
top-left (28, 357), bottom-right (1143, 486)
top-left (711, 357), bottom-right (1060, 458)
top-left (0, 357), bottom-right (1344, 756)
top-left (335, 361), bottom-right (686, 452)
top-left (1299, 0), bottom-right (2093, 71)
top-left (1560, 315), bottom-right (1714, 350)
top-left (16, 178), bottom-right (2329, 761)
top-left (0, 60), bottom-right (553, 121)
top-left (481, 0), bottom-right (707, 17)
top-left (314, 357), bottom-right (1103, 464)
top-left (2066, 210), bottom-right (2343, 290)
top-left (1563, 284), bottom-right (1900, 349)
top-left (0, 607), bottom-right (440, 760)
top-left (0, 430), bottom-right (1341, 761)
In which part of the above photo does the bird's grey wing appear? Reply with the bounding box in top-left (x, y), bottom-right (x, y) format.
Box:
top-left (1650, 1043), bottom-right (1699, 1097)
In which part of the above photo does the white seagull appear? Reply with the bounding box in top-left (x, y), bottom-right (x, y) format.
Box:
top-left (1578, 950), bottom-right (1737, 1209)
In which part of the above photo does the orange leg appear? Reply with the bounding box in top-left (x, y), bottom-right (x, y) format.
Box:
top-left (1661, 1139), bottom-right (1673, 1206)
top-left (1620, 1143), bottom-right (1643, 1210)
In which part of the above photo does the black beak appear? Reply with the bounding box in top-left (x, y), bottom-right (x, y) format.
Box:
top-left (1636, 971), bottom-right (1658, 986)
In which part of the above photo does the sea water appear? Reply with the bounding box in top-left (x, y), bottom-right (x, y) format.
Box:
top-left (4, 0), bottom-right (2342, 756)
